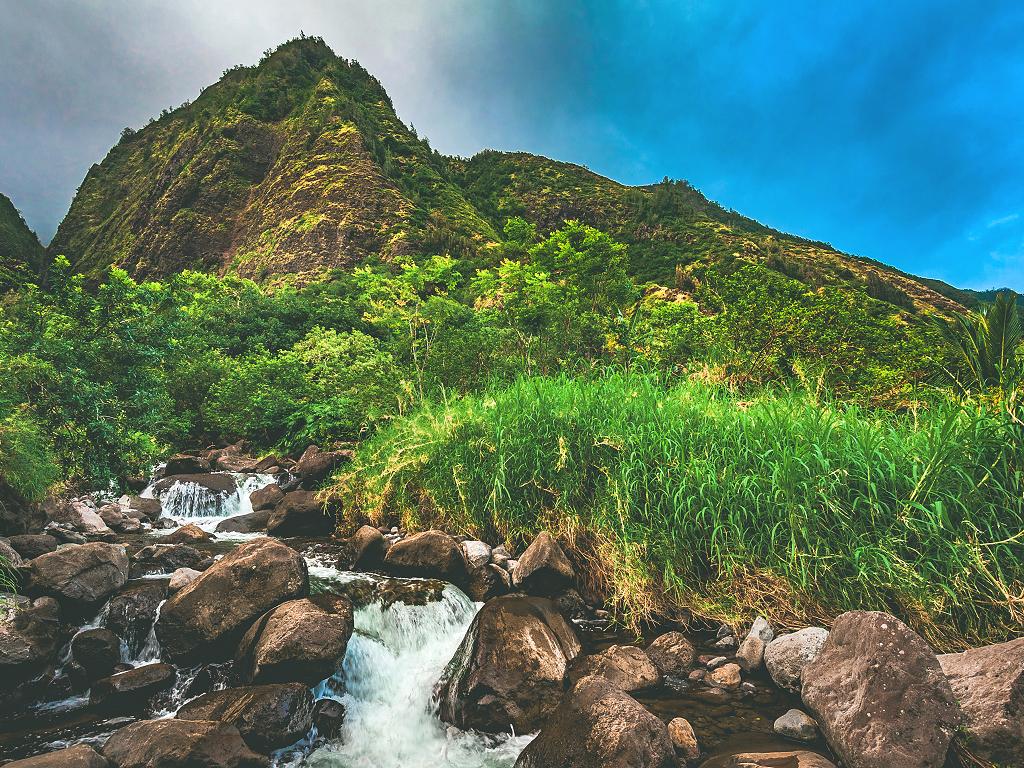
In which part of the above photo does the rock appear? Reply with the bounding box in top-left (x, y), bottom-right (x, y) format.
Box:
top-left (0, 537), bottom-right (25, 568)
top-left (705, 656), bottom-right (727, 670)
top-left (253, 455), bottom-right (286, 473)
top-left (151, 517), bottom-right (177, 530)
top-left (97, 504), bottom-right (138, 533)
top-left (645, 631), bottom-right (697, 677)
top-left (0, 596), bottom-right (61, 683)
top-left (764, 627), bottom-right (829, 692)
top-left (0, 481), bottom-right (45, 537)
top-left (801, 611), bottom-right (961, 768)
top-left (437, 594), bottom-right (581, 734)
top-left (105, 580), bottom-right (167, 656)
top-left (715, 635), bottom-right (737, 650)
top-left (747, 616), bottom-right (774, 643)
top-left (667, 717), bottom-right (700, 762)
top-left (71, 627), bottom-right (122, 680)
top-left (462, 540), bottom-right (492, 569)
top-left (215, 510), bottom-right (271, 534)
top-left (552, 588), bottom-right (587, 622)
top-left (176, 683), bottom-right (315, 752)
top-left (266, 490), bottom-right (334, 537)
top-left (102, 718), bottom-right (266, 768)
top-left (159, 453), bottom-right (211, 477)
top-left (346, 524), bottom-right (388, 570)
top-left (90, 663), bottom-right (176, 712)
top-left (52, 499), bottom-right (111, 534)
top-left (156, 538), bottom-right (308, 661)
top-left (717, 752), bottom-right (836, 768)
top-left (248, 484), bottom-right (283, 512)
top-left (168, 567), bottom-right (201, 592)
top-left (163, 523), bottom-right (212, 544)
top-left (774, 708), bottom-right (818, 742)
top-left (466, 563), bottom-right (511, 603)
top-left (235, 597), bottom-right (353, 685)
top-left (123, 496), bottom-right (162, 520)
top-left (291, 445), bottom-right (351, 488)
top-left (510, 531), bottom-right (575, 596)
top-left (313, 698), bottom-right (345, 739)
top-left (2, 744), bottom-right (110, 768)
top-left (130, 543), bottom-right (213, 577)
top-left (572, 645), bottom-right (660, 692)
top-left (205, 445), bottom-right (260, 473)
top-left (736, 634), bottom-right (766, 673)
top-left (513, 674), bottom-right (675, 768)
top-left (708, 662), bottom-right (742, 689)
top-left (29, 542), bottom-right (128, 607)
top-left (7, 534), bottom-right (58, 559)
top-left (717, 624), bottom-right (734, 639)
top-left (384, 529), bottom-right (470, 587)
top-left (937, 635), bottom-right (1024, 766)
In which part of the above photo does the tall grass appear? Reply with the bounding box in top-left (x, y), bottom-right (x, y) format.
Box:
top-left (331, 373), bottom-right (1024, 648)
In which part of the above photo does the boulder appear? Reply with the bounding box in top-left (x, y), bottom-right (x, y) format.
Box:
top-left (384, 529), bottom-right (470, 587)
top-left (215, 509), bottom-right (271, 534)
top-left (235, 596), bottom-right (353, 685)
top-left (571, 645), bottom-right (660, 692)
top-left (71, 627), bottom-right (122, 680)
top-left (764, 627), bottom-right (829, 692)
top-left (466, 563), bottom-right (511, 603)
top-left (52, 499), bottom-right (111, 534)
top-left (313, 698), bottom-right (345, 740)
top-left (105, 580), bottom-right (167, 656)
top-left (205, 445), bottom-right (260, 473)
top-left (714, 752), bottom-right (836, 768)
top-left (708, 662), bottom-right (742, 689)
top-left (2, 744), bottom-right (110, 768)
top-left (97, 504), bottom-right (140, 533)
top-left (774, 709), bottom-right (819, 742)
top-left (0, 536), bottom-right (25, 568)
top-left (0, 480), bottom-right (46, 536)
top-left (462, 540), bottom-right (492, 569)
top-left (90, 663), bottom-right (176, 712)
top-left (801, 611), bottom-right (962, 768)
top-left (129, 543), bottom-right (213, 577)
top-left (513, 674), bottom-right (675, 768)
top-left (291, 445), bottom-right (351, 488)
top-left (667, 717), bottom-right (700, 762)
top-left (163, 523), bottom-right (212, 544)
top-left (168, 567), bottom-right (201, 592)
top-left (346, 524), bottom-right (388, 570)
top-left (937, 635), bottom-right (1024, 766)
top-left (176, 683), bottom-right (314, 752)
top-left (155, 538), bottom-right (308, 661)
top-left (511, 531), bottom-right (575, 596)
top-left (29, 542), bottom-right (128, 606)
top-left (645, 631), bottom-right (697, 678)
top-left (158, 453), bottom-right (211, 477)
top-left (7, 534), bottom-right (58, 560)
top-left (736, 616), bottom-right (772, 672)
top-left (0, 596), bottom-right (61, 682)
top-left (266, 491), bottom-right (334, 537)
top-left (248, 484), bottom-right (283, 513)
top-left (437, 594), bottom-right (581, 734)
top-left (123, 496), bottom-right (161, 521)
top-left (102, 718), bottom-right (266, 768)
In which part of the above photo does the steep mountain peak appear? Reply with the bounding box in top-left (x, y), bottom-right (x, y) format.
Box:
top-left (0, 193), bottom-right (44, 291)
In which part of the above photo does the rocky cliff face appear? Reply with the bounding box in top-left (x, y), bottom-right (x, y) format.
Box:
top-left (0, 194), bottom-right (44, 291)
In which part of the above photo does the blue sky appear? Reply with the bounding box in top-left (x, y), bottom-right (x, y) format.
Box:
top-left (1, 0), bottom-right (1022, 289)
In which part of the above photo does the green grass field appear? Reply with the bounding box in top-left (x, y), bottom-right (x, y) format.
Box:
top-left (332, 373), bottom-right (1024, 649)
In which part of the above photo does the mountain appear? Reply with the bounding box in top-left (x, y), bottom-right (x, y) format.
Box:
top-left (0, 194), bottom-right (44, 291)
top-left (49, 36), bottom-right (964, 315)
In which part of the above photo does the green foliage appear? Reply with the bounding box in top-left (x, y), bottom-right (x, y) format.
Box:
top-left (335, 373), bottom-right (1024, 647)
top-left (0, 407), bottom-right (58, 502)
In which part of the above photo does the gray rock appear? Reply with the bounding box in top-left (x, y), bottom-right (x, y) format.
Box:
top-left (0, 596), bottom-right (61, 683)
top-left (774, 708), bottom-right (819, 742)
top-left (764, 627), bottom-right (829, 692)
top-left (645, 631), bottom-right (696, 677)
top-left (461, 540), bottom-right (492, 569)
top-left (168, 567), bottom-right (201, 592)
top-left (736, 633), bottom-right (766, 673)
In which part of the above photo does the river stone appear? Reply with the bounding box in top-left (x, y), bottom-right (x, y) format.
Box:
top-left (249, 484), bottom-right (283, 512)
top-left (168, 567), bottom-right (201, 592)
top-left (384, 530), bottom-right (470, 587)
top-left (130, 543), bottom-right (213, 578)
top-left (513, 674), bottom-right (675, 768)
top-left (291, 445), bottom-right (351, 488)
top-left (124, 496), bottom-right (162, 521)
top-left (53, 499), bottom-right (111, 534)
top-left (97, 504), bottom-right (139, 533)
top-left (0, 596), bottom-right (61, 683)
top-left (937, 635), bottom-right (1024, 765)
top-left (2, 744), bottom-right (111, 768)
top-left (90, 663), bottom-right (176, 712)
top-left (465, 563), bottom-right (511, 602)
top-left (71, 627), bottom-right (122, 680)
top-left (461, 540), bottom-right (492, 569)
top-left (205, 444), bottom-right (260, 473)
top-left (29, 542), bottom-right (128, 606)
top-left (437, 594), bottom-right (581, 734)
top-left (234, 596), bottom-right (353, 685)
top-left (764, 627), bottom-right (829, 692)
top-left (102, 718), bottom-right (266, 768)
top-left (736, 634), bottom-right (766, 673)
top-left (266, 490), bottom-right (334, 536)
top-left (7, 534), bottom-right (58, 560)
top-left (155, 537), bottom-right (308, 661)
top-left (708, 662), bottom-right (742, 689)
top-left (774, 708), bottom-right (819, 742)
top-left (215, 509), bottom-right (271, 534)
top-left (152, 472), bottom-right (238, 497)
top-left (346, 524), bottom-right (388, 570)
top-left (105, 580), bottom-right (167, 655)
top-left (163, 523), bottom-right (212, 544)
top-left (511, 531), bottom-right (575, 596)
top-left (667, 717), bottom-right (700, 762)
top-left (176, 683), bottom-right (315, 752)
top-left (159, 453), bottom-right (211, 477)
top-left (0, 537), bottom-right (25, 568)
top-left (571, 645), bottom-right (660, 692)
top-left (714, 752), bottom-right (837, 768)
top-left (645, 631), bottom-right (697, 677)
top-left (313, 698), bottom-right (345, 739)
top-left (801, 611), bottom-right (962, 768)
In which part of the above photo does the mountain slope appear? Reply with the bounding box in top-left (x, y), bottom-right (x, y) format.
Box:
top-left (0, 194), bottom-right (44, 291)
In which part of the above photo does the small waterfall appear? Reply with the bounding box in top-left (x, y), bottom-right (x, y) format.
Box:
top-left (142, 473), bottom-right (275, 531)
top-left (130, 600), bottom-right (164, 666)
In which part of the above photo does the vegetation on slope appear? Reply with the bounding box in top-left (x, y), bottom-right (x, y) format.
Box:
top-left (0, 194), bottom-right (44, 292)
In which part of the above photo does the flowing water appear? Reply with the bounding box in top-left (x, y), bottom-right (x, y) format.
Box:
top-left (142, 472), bottom-right (276, 532)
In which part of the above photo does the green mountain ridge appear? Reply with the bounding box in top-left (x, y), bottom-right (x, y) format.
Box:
top-left (48, 36), bottom-right (967, 316)
top-left (0, 193), bottom-right (44, 291)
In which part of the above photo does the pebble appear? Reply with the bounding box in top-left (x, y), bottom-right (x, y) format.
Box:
top-left (708, 662), bottom-right (742, 689)
top-left (706, 656), bottom-right (728, 670)
top-left (667, 717), bottom-right (700, 762)
top-left (774, 708), bottom-right (819, 742)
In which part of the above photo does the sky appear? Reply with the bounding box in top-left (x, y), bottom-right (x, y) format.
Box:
top-left (1, 1), bottom-right (1022, 290)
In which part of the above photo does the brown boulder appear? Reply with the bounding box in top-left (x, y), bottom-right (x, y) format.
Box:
top-left (266, 491), bottom-right (334, 536)
top-left (176, 683), bottom-right (314, 752)
top-left (163, 523), bottom-right (212, 544)
top-left (151, 472), bottom-right (237, 497)
top-left (71, 627), bottom-right (122, 680)
top-left (0, 596), bottom-right (61, 683)
top-left (29, 542), bottom-right (128, 606)
top-left (248, 484), bottom-right (283, 512)
top-left (0, 536), bottom-right (24, 567)
top-left (801, 611), bottom-right (962, 768)
top-left (105, 580), bottom-right (167, 657)
top-left (466, 563), bottom-right (511, 602)
top-left (102, 718), bottom-right (266, 768)
top-left (7, 533), bottom-right (58, 559)
top-left (437, 594), bottom-right (581, 733)
top-left (2, 744), bottom-right (110, 768)
top-left (571, 645), bottom-right (660, 692)
top-left (712, 751), bottom-right (837, 768)
top-left (158, 453), bottom-right (211, 477)
top-left (291, 445), bottom-right (351, 488)
top-left (384, 530), bottom-right (470, 587)
top-left (89, 663), bottom-right (176, 712)
top-left (129, 543), bottom-right (213, 578)
top-left (346, 524), bottom-right (388, 570)
top-left (511, 531), bottom-right (575, 596)
top-left (646, 631), bottom-right (697, 677)
top-left (215, 509), bottom-right (271, 534)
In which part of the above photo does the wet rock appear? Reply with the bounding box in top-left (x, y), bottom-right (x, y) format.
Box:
top-left (156, 538), bottom-right (308, 661)
top-left (736, 616), bottom-right (772, 672)
top-left (801, 611), bottom-right (961, 768)
top-left (168, 567), bottom-right (201, 592)
top-left (105, 580), bottom-right (167, 655)
top-left (716, 751), bottom-right (836, 768)
top-left (163, 523), bottom-right (212, 544)
top-left (90, 663), bottom-right (176, 712)
top-left (384, 529), bottom-right (470, 587)
top-left (130, 543), bottom-right (213, 578)
top-left (7, 533), bottom-right (58, 560)
top-left (97, 504), bottom-right (140, 533)
top-left (572, 645), bottom-right (660, 692)
top-left (645, 631), bottom-right (697, 677)
top-left (437, 594), bottom-right (581, 734)
top-left (123, 496), bottom-right (161, 521)
top-left (158, 453), bottom-right (211, 477)
top-left (215, 509), bottom-right (271, 534)
top-left (513, 674), bottom-right (675, 768)
top-left (708, 662), bottom-right (742, 689)
top-left (176, 683), bottom-right (315, 752)
top-left (50, 499), bottom-right (111, 534)
top-left (0, 536), bottom-right (25, 567)
top-left (3, 744), bottom-right (110, 768)
top-left (266, 490), bottom-right (334, 537)
top-left (0, 596), bottom-right (61, 685)
top-left (71, 627), bottom-right (122, 680)
top-left (205, 444), bottom-right (260, 473)
top-left (346, 524), bottom-right (388, 570)
top-left (313, 698), bottom-right (345, 739)
top-left (552, 588), bottom-right (586, 622)
top-left (510, 531), bottom-right (575, 596)
top-left (235, 597), bottom-right (353, 685)
top-left (937, 635), bottom-right (1024, 766)
top-left (151, 517), bottom-right (177, 530)
top-left (764, 627), bottom-right (829, 693)
top-left (291, 445), bottom-right (351, 489)
top-left (774, 708), bottom-right (819, 742)
top-left (28, 542), bottom-right (128, 607)
top-left (102, 718), bottom-right (266, 768)
top-left (465, 563), bottom-right (511, 603)
top-left (667, 717), bottom-right (700, 762)
top-left (462, 540), bottom-right (492, 569)
top-left (249, 484), bottom-right (283, 512)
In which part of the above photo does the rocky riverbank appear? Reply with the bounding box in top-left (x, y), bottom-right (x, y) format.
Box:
top-left (1, 446), bottom-right (1021, 768)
